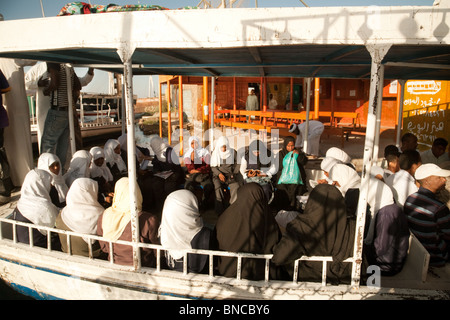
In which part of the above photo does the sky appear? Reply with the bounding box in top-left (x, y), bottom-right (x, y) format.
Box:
top-left (1, 0), bottom-right (436, 97)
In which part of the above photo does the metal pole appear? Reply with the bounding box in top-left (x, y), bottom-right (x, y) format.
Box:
top-left (123, 57), bottom-right (141, 270)
top-left (65, 64), bottom-right (76, 156)
top-left (372, 65), bottom-right (384, 162)
top-left (210, 77), bottom-right (215, 144)
top-left (351, 44), bottom-right (390, 287)
top-left (303, 78), bottom-right (312, 154)
top-left (178, 76), bottom-right (184, 156)
top-left (159, 82), bottom-right (163, 138)
top-left (396, 80), bottom-right (406, 148)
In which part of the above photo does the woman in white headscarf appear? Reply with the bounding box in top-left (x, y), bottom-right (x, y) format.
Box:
top-left (149, 136), bottom-right (185, 212)
top-left (210, 135), bottom-right (243, 215)
top-left (104, 138), bottom-right (128, 183)
top-left (328, 163), bottom-right (361, 218)
top-left (37, 152), bottom-right (69, 208)
top-left (64, 150), bottom-right (92, 188)
top-left (13, 168), bottom-right (60, 248)
top-left (159, 189), bottom-right (213, 273)
top-left (97, 177), bottom-right (160, 267)
top-left (89, 146), bottom-right (114, 207)
top-left (326, 147), bottom-right (355, 170)
top-left (183, 136), bottom-right (213, 211)
top-left (56, 178), bottom-right (104, 257)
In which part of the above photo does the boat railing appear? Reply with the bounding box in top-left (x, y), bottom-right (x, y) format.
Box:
top-left (0, 217), bottom-right (353, 286)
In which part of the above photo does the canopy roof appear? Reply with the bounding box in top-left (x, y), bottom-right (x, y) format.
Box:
top-left (0, 5), bottom-right (449, 80)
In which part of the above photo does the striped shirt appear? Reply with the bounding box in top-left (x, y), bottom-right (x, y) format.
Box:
top-left (50, 65), bottom-right (74, 109)
top-left (404, 187), bottom-right (450, 267)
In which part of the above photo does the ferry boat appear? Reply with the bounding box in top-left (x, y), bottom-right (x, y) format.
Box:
top-left (0, 3), bottom-right (449, 300)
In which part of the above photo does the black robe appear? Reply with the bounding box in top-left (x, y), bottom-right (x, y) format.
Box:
top-left (272, 184), bottom-right (356, 284)
top-left (214, 183), bottom-right (282, 280)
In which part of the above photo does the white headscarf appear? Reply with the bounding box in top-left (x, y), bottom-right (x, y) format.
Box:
top-left (210, 136), bottom-right (233, 167)
top-left (326, 147), bottom-right (352, 164)
top-left (329, 163), bottom-right (361, 196)
top-left (37, 153), bottom-right (69, 203)
top-left (364, 177), bottom-right (395, 244)
top-left (320, 156), bottom-right (341, 173)
top-left (184, 136), bottom-right (209, 163)
top-left (64, 150), bottom-right (92, 188)
top-left (101, 177), bottom-right (143, 241)
top-left (89, 146), bottom-right (113, 182)
top-left (150, 136), bottom-right (169, 162)
top-left (61, 178), bottom-right (104, 243)
top-left (104, 139), bottom-right (127, 173)
top-left (159, 189), bottom-right (203, 265)
top-left (17, 169), bottom-right (59, 235)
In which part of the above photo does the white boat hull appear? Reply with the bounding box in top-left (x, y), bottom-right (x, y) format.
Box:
top-left (1, 240), bottom-right (449, 301)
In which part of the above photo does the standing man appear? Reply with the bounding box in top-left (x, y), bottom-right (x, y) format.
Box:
top-left (26, 63), bottom-right (94, 154)
top-left (245, 88), bottom-right (258, 123)
top-left (404, 163), bottom-right (450, 267)
top-left (40, 63), bottom-right (82, 171)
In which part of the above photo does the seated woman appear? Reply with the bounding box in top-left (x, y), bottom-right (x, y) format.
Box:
top-left (103, 138), bottom-right (128, 184)
top-left (272, 184), bottom-right (356, 284)
top-left (159, 189), bottom-right (214, 274)
top-left (12, 169), bottom-right (60, 249)
top-left (328, 163), bottom-right (361, 218)
top-left (150, 136), bottom-right (185, 212)
top-left (239, 139), bottom-right (276, 203)
top-left (89, 146), bottom-right (114, 207)
top-left (183, 136), bottom-right (214, 211)
top-left (210, 136), bottom-right (243, 215)
top-left (37, 153), bottom-right (68, 208)
top-left (64, 150), bottom-right (92, 188)
top-left (97, 177), bottom-right (160, 267)
top-left (273, 136), bottom-right (308, 211)
top-left (214, 183), bottom-right (282, 281)
top-left (56, 178), bottom-right (104, 258)
top-left (326, 147), bottom-right (355, 170)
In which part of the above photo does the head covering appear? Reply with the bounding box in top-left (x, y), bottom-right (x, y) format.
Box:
top-left (370, 165), bottom-right (385, 179)
top-left (17, 169), bottom-right (59, 234)
top-left (215, 183), bottom-right (281, 280)
top-left (37, 153), bottom-right (69, 203)
top-left (272, 184), bottom-right (355, 282)
top-left (159, 189), bottom-right (203, 265)
top-left (101, 177), bottom-right (143, 241)
top-left (210, 136), bottom-right (233, 167)
top-left (365, 177), bottom-right (395, 244)
top-left (61, 178), bottom-right (104, 243)
top-left (246, 139), bottom-right (271, 168)
top-left (150, 136), bottom-right (169, 162)
top-left (326, 147), bottom-right (352, 164)
top-left (89, 146), bottom-right (113, 182)
top-left (415, 163), bottom-right (450, 180)
top-left (104, 139), bottom-right (127, 173)
top-left (64, 150), bottom-right (92, 188)
top-left (288, 123), bottom-right (297, 133)
top-left (184, 136), bottom-right (209, 163)
top-left (329, 163), bottom-right (361, 196)
top-left (320, 157), bottom-right (341, 173)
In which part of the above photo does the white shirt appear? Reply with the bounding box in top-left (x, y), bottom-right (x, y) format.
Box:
top-left (239, 155), bottom-right (277, 179)
top-left (420, 149), bottom-right (450, 165)
top-left (385, 169), bottom-right (419, 208)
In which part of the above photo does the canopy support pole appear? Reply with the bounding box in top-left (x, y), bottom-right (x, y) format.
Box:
top-left (178, 76), bottom-right (184, 156)
top-left (118, 47), bottom-right (141, 271)
top-left (351, 44), bottom-right (391, 288)
top-left (210, 76), bottom-right (215, 145)
top-left (303, 77), bottom-right (312, 154)
top-left (64, 64), bottom-right (76, 157)
top-left (396, 79), bottom-right (406, 148)
top-left (372, 65), bottom-right (384, 162)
